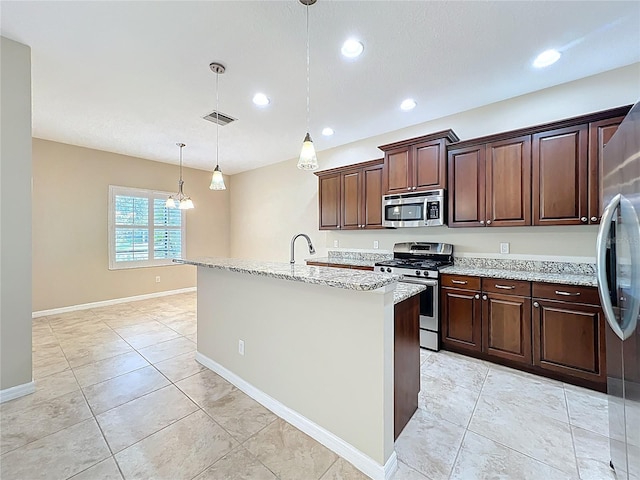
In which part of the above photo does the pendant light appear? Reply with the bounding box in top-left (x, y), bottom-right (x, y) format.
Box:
top-left (209, 62), bottom-right (227, 190)
top-left (297, 0), bottom-right (318, 171)
top-left (166, 142), bottom-right (194, 210)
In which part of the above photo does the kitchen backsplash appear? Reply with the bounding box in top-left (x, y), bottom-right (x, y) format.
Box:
top-left (327, 250), bottom-right (392, 262)
top-left (453, 256), bottom-right (596, 276)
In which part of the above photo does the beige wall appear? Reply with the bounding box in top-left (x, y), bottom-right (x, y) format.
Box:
top-left (230, 64), bottom-right (640, 262)
top-left (32, 139), bottom-right (230, 311)
top-left (1, 37), bottom-right (33, 391)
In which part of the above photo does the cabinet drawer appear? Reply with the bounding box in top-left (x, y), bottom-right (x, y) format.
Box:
top-left (482, 278), bottom-right (531, 296)
top-left (532, 283), bottom-right (600, 305)
top-left (441, 274), bottom-right (481, 290)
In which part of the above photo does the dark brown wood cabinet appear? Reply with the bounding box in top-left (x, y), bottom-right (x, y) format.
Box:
top-left (441, 275), bottom-right (482, 353)
top-left (318, 174), bottom-right (341, 230)
top-left (532, 124), bottom-right (589, 226)
top-left (532, 283), bottom-right (606, 387)
top-left (588, 116), bottom-right (625, 224)
top-left (394, 294), bottom-right (420, 439)
top-left (482, 279), bottom-right (532, 364)
top-left (316, 159), bottom-right (383, 230)
top-left (379, 130), bottom-right (459, 195)
top-left (448, 136), bottom-right (531, 227)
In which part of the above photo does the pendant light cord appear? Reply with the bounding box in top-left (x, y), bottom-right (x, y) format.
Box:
top-left (178, 144), bottom-right (184, 193)
top-left (305, 2), bottom-right (310, 133)
top-left (216, 70), bottom-right (220, 169)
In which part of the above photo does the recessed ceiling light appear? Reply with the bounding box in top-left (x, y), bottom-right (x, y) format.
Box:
top-left (533, 49), bottom-right (561, 68)
top-left (252, 93), bottom-right (270, 106)
top-left (322, 127), bottom-right (334, 136)
top-left (341, 39), bottom-right (364, 58)
top-left (400, 99), bottom-right (417, 111)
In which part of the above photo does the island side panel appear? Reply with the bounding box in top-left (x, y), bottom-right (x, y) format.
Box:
top-left (196, 266), bottom-right (395, 467)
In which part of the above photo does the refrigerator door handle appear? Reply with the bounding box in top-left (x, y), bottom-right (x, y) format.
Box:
top-left (596, 194), bottom-right (625, 340)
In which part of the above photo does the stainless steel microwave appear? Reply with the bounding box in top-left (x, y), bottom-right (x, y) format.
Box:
top-left (382, 189), bottom-right (446, 227)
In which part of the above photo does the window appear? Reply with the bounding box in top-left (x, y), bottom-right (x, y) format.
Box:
top-left (108, 185), bottom-right (186, 269)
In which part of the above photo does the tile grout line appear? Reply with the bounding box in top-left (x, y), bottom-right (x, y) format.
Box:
top-left (563, 383), bottom-right (582, 479)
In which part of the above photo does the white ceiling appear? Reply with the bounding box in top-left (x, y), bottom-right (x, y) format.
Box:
top-left (1, 1), bottom-right (639, 175)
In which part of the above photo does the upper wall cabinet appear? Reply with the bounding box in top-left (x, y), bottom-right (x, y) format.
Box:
top-left (379, 130), bottom-right (459, 194)
top-left (316, 159), bottom-right (384, 231)
top-left (447, 105), bottom-right (631, 228)
top-left (448, 135), bottom-right (531, 228)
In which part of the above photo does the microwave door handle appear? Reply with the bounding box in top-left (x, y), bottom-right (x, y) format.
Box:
top-left (597, 194), bottom-right (625, 340)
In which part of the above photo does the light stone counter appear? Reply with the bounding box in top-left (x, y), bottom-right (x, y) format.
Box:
top-left (440, 266), bottom-right (597, 287)
top-left (176, 257), bottom-right (400, 291)
top-left (394, 283), bottom-right (426, 304)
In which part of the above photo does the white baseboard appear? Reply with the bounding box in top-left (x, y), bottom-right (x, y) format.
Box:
top-left (32, 287), bottom-right (197, 318)
top-left (0, 380), bottom-right (35, 403)
top-left (195, 352), bottom-right (397, 480)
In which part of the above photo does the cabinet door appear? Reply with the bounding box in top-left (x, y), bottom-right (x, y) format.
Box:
top-left (413, 139), bottom-right (445, 191)
top-left (362, 164), bottom-right (383, 228)
top-left (341, 170), bottom-right (361, 230)
top-left (532, 299), bottom-right (606, 384)
top-left (394, 295), bottom-right (420, 439)
top-left (318, 174), bottom-right (341, 230)
top-left (532, 125), bottom-right (588, 225)
top-left (448, 145), bottom-right (486, 227)
top-left (482, 293), bottom-right (532, 365)
top-left (441, 287), bottom-right (482, 352)
top-left (588, 116), bottom-right (624, 224)
top-left (384, 147), bottom-right (411, 194)
top-left (485, 136), bottom-right (532, 227)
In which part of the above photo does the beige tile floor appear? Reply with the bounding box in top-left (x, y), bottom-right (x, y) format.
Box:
top-left (0, 292), bottom-right (614, 480)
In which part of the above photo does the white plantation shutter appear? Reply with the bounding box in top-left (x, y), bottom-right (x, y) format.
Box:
top-left (108, 186), bottom-right (186, 269)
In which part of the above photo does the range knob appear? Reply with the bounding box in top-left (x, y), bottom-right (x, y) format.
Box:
top-left (379, 267), bottom-right (385, 272)
top-left (386, 267), bottom-right (392, 273)
top-left (415, 270), bottom-right (421, 276)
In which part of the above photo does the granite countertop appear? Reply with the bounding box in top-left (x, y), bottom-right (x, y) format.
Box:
top-left (175, 257), bottom-right (401, 292)
top-left (440, 265), bottom-right (597, 287)
top-left (306, 256), bottom-right (378, 268)
top-left (394, 283), bottom-right (426, 304)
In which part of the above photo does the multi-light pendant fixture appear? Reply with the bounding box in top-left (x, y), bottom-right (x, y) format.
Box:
top-left (166, 142), bottom-right (194, 210)
top-left (297, 0), bottom-right (318, 171)
top-left (209, 62), bottom-right (227, 190)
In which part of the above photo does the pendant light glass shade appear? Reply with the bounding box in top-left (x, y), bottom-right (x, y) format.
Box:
top-left (297, 0), bottom-right (318, 171)
top-left (166, 143), bottom-right (194, 209)
top-left (209, 62), bottom-right (227, 191)
top-left (209, 165), bottom-right (226, 190)
top-left (297, 132), bottom-right (318, 170)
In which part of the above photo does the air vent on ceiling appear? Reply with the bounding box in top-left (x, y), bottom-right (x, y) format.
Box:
top-left (203, 110), bottom-right (236, 126)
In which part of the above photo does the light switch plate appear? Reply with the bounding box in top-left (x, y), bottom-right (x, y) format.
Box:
top-left (500, 242), bottom-right (510, 254)
top-left (373, 240), bottom-right (379, 249)
top-left (333, 240), bottom-right (339, 248)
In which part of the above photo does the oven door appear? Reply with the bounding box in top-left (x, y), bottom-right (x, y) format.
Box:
top-left (400, 278), bottom-right (439, 350)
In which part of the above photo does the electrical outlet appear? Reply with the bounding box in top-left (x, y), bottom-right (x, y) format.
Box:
top-left (155, 276), bottom-right (161, 283)
top-left (373, 240), bottom-right (379, 249)
top-left (238, 339), bottom-right (245, 356)
top-left (333, 240), bottom-right (339, 248)
top-left (500, 243), bottom-right (510, 254)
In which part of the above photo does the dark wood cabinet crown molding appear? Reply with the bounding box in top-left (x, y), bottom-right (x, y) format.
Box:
top-left (314, 158), bottom-right (383, 177)
top-left (377, 129), bottom-right (459, 152)
top-left (449, 105), bottom-right (632, 150)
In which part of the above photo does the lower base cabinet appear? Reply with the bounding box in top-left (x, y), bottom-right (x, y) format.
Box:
top-left (394, 294), bottom-right (420, 440)
top-left (441, 274), bottom-right (606, 392)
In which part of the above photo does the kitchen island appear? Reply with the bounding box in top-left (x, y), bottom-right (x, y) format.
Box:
top-left (176, 257), bottom-right (416, 480)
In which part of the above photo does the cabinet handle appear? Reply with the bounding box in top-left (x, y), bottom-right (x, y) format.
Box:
top-left (591, 216), bottom-right (598, 222)
top-left (337, 225), bottom-right (341, 229)
top-left (495, 284), bottom-right (515, 290)
top-left (474, 294), bottom-right (480, 299)
top-left (580, 216), bottom-right (588, 223)
top-left (480, 220), bottom-right (485, 225)
top-left (407, 187), bottom-right (412, 191)
top-left (555, 290), bottom-right (581, 296)
top-left (533, 301), bottom-right (540, 308)
top-left (451, 280), bottom-right (468, 285)
top-left (486, 220), bottom-right (492, 225)
top-left (482, 295), bottom-right (488, 300)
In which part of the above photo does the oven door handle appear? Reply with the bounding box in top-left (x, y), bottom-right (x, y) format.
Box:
top-left (400, 278), bottom-right (438, 287)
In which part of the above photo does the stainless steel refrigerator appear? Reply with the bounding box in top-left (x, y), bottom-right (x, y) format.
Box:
top-left (596, 101), bottom-right (640, 480)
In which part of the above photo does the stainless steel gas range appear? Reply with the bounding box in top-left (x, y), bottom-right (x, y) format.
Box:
top-left (375, 242), bottom-right (453, 351)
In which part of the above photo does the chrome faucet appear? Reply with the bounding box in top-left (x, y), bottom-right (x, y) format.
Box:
top-left (290, 233), bottom-right (315, 264)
